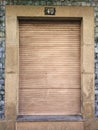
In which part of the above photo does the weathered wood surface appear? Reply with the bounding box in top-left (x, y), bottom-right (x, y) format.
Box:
top-left (19, 20), bottom-right (81, 115)
top-left (19, 89), bottom-right (81, 115)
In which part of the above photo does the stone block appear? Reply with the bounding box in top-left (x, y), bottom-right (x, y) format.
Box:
top-left (6, 16), bottom-right (17, 44)
top-left (6, 121), bottom-right (15, 130)
top-left (0, 121), bottom-right (6, 130)
top-left (5, 73), bottom-right (18, 120)
top-left (5, 45), bottom-right (18, 73)
top-left (16, 122), bottom-right (84, 130)
top-left (82, 45), bottom-right (94, 73)
top-left (83, 102), bottom-right (94, 118)
top-left (82, 74), bottom-right (94, 102)
top-left (95, 111), bottom-right (98, 116)
top-left (96, 27), bottom-right (98, 32)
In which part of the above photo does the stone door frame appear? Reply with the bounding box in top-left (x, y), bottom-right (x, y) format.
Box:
top-left (2, 6), bottom-right (95, 130)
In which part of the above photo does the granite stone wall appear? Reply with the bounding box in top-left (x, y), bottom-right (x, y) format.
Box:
top-left (0, 0), bottom-right (98, 118)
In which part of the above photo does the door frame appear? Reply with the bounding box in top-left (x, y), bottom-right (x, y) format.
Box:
top-left (3, 6), bottom-right (95, 130)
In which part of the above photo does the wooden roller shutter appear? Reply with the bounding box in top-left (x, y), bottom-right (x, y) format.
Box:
top-left (19, 20), bottom-right (81, 115)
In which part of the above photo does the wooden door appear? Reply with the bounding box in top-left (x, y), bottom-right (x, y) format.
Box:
top-left (17, 20), bottom-right (82, 130)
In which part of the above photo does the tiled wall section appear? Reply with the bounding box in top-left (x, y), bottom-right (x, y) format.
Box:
top-left (0, 0), bottom-right (98, 118)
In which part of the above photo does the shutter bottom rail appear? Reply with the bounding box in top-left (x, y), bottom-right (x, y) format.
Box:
top-left (17, 115), bottom-right (83, 121)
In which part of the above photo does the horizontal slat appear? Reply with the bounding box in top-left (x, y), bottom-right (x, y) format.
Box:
top-left (19, 74), bottom-right (80, 89)
top-left (19, 22), bottom-right (80, 28)
top-left (20, 45), bottom-right (80, 48)
top-left (20, 39), bottom-right (80, 42)
top-left (19, 89), bottom-right (81, 115)
top-left (20, 43), bottom-right (80, 45)
top-left (19, 68), bottom-right (80, 72)
top-left (20, 41), bottom-right (80, 45)
top-left (19, 46), bottom-right (80, 60)
top-left (20, 33), bottom-right (80, 36)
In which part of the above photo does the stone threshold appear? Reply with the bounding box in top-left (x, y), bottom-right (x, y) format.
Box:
top-left (17, 115), bottom-right (83, 122)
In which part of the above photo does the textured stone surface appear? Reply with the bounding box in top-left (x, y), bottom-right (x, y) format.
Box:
top-left (4, 6), bottom-right (94, 130)
top-left (16, 122), bottom-right (84, 130)
top-left (82, 74), bottom-right (94, 102)
top-left (0, 0), bottom-right (98, 119)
